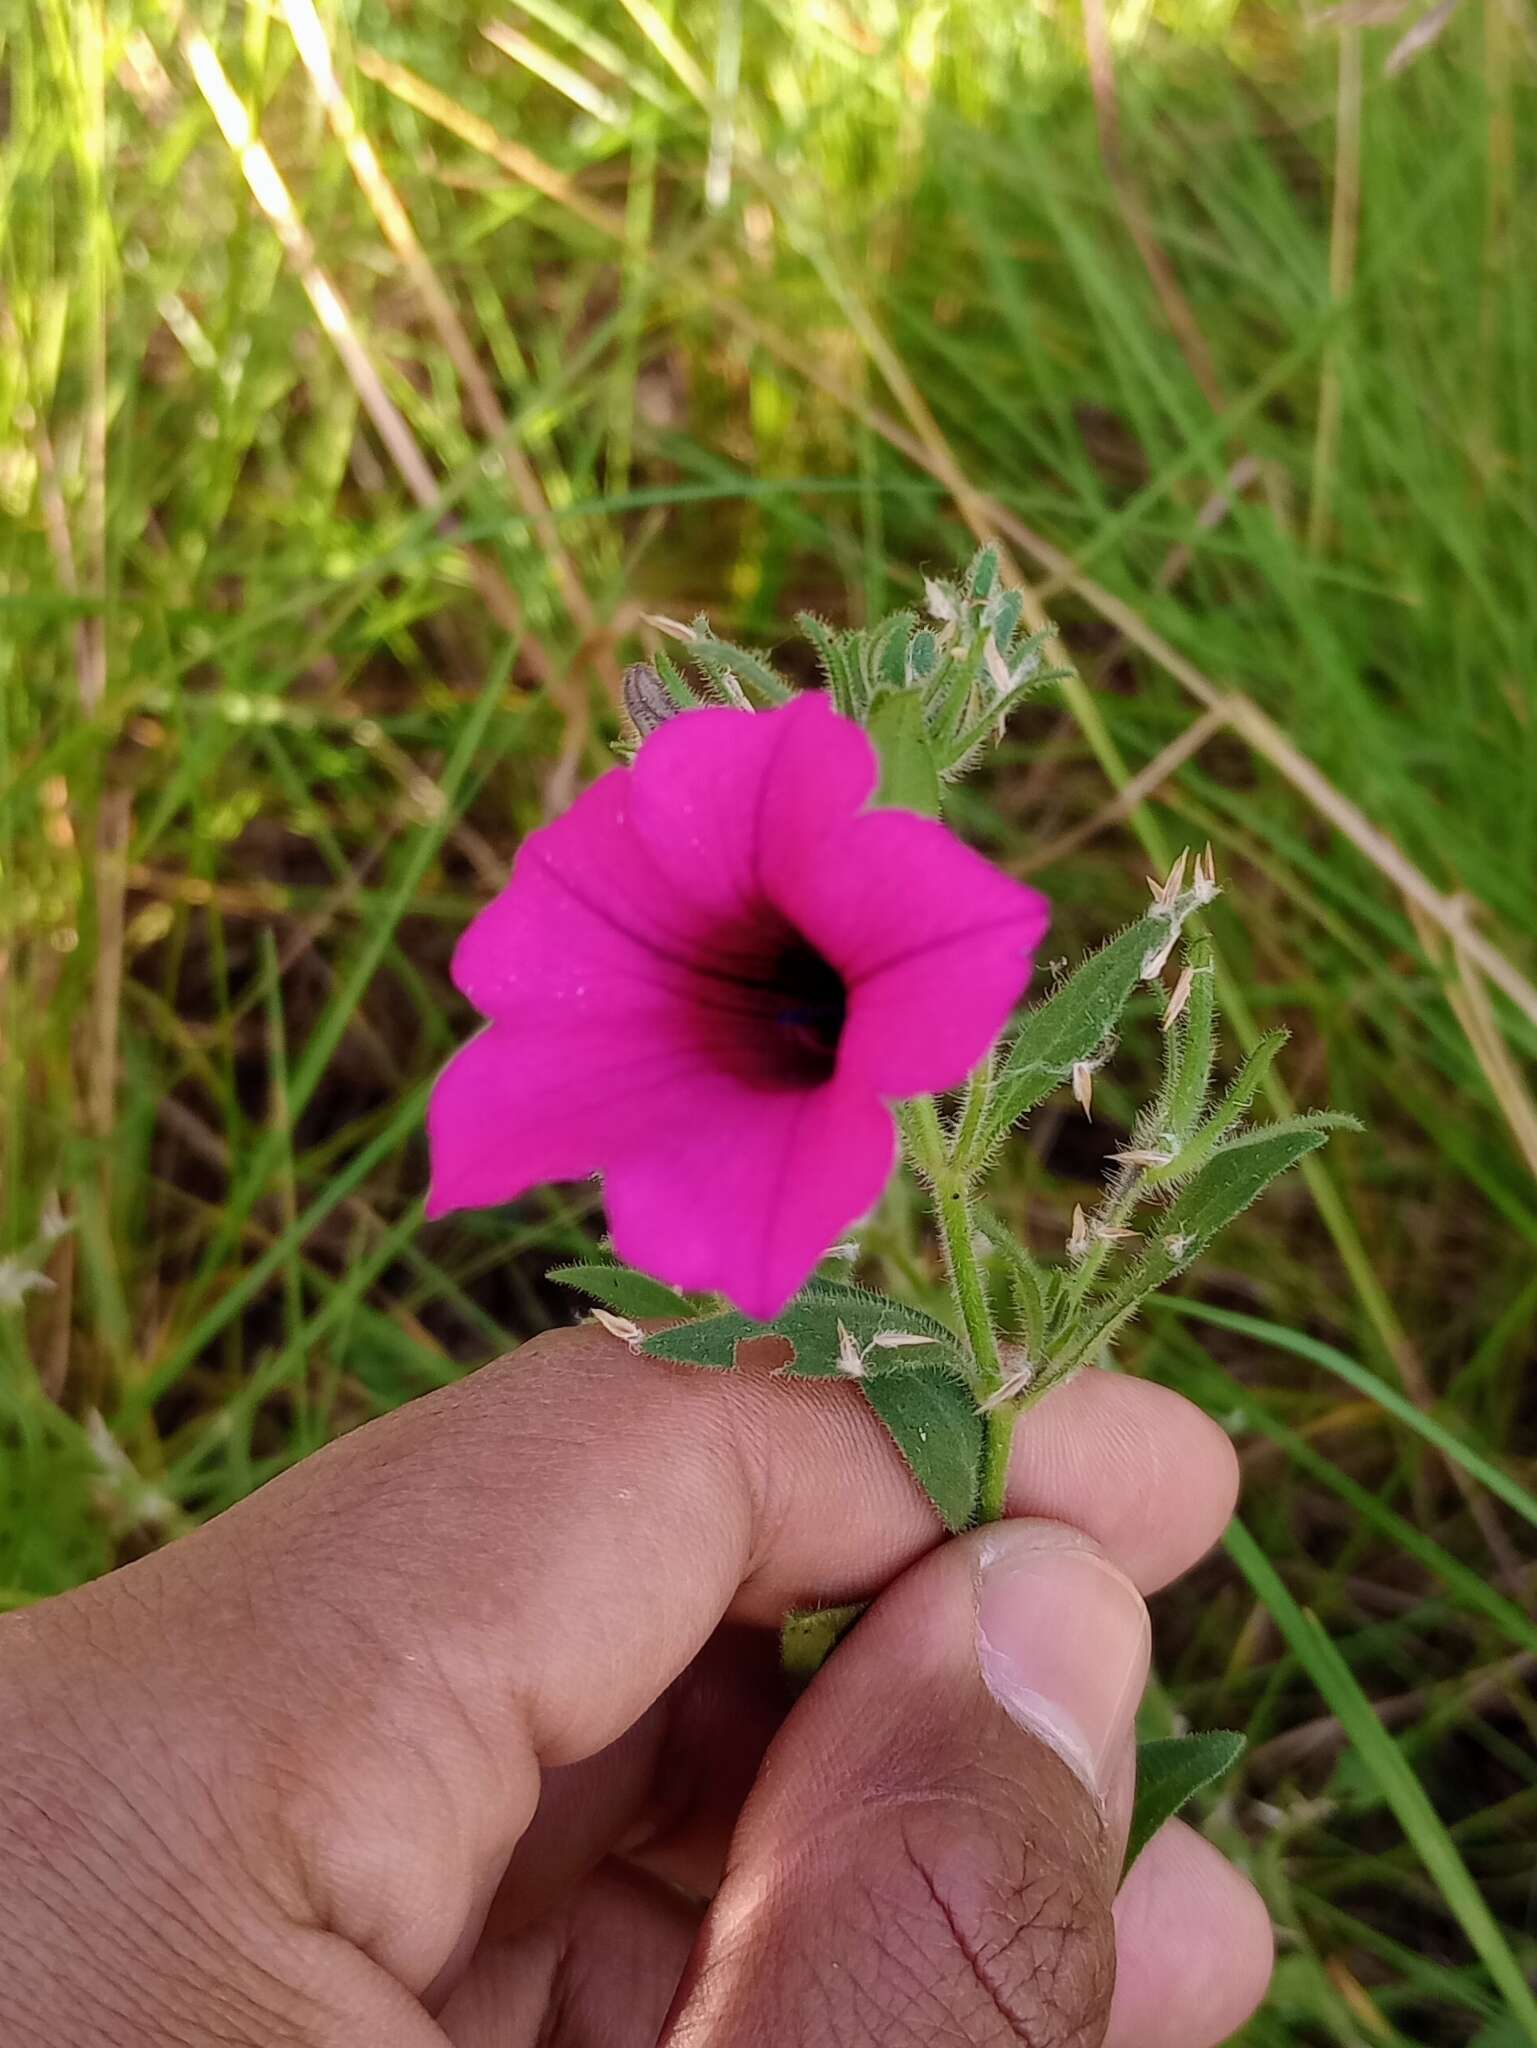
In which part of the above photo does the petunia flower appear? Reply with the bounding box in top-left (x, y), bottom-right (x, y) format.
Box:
top-left (427, 692), bottom-right (1048, 1320)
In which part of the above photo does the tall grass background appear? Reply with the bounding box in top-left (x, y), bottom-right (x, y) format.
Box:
top-left (4, 2), bottom-right (1536, 2038)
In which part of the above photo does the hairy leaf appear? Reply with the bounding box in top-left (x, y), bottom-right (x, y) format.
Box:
top-left (684, 622), bottom-right (794, 703)
top-left (860, 1367), bottom-right (984, 1531)
top-left (870, 689), bottom-right (942, 817)
top-left (1124, 1732), bottom-right (1246, 1876)
top-left (978, 1211), bottom-right (1058, 1356)
top-left (905, 627), bottom-right (940, 684)
top-left (941, 663), bottom-right (1068, 773)
top-left (640, 1286), bottom-right (967, 1380)
top-left (986, 586), bottom-right (1023, 649)
top-left (1160, 936), bottom-right (1217, 1140)
top-left (1142, 1029), bottom-right (1289, 1187)
top-left (796, 611), bottom-right (863, 718)
top-left (550, 1260), bottom-right (695, 1319)
top-left (1055, 1120), bottom-right (1352, 1375)
top-left (781, 1602), bottom-right (867, 1692)
top-left (794, 1280), bottom-right (960, 1349)
top-left (869, 610), bottom-right (918, 693)
top-left (1156, 1123), bottom-right (1336, 1262)
top-left (976, 917), bottom-right (1162, 1152)
top-left (967, 543), bottom-right (1001, 600)
top-left (638, 1309), bottom-right (760, 1370)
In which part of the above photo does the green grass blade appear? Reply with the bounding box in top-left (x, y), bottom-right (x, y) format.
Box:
top-left (1225, 1519), bottom-right (1537, 2033)
top-left (1157, 1300), bottom-right (1537, 1536)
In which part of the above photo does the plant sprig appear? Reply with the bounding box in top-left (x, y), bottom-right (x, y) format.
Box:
top-left (637, 546), bottom-right (1070, 793)
top-left (573, 550), bottom-right (1355, 1540)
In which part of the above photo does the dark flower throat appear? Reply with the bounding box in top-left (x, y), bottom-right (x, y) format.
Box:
top-left (767, 938), bottom-right (847, 1086)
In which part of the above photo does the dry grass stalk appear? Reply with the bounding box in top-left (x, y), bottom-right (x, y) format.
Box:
top-left (281, 0), bottom-right (598, 646)
top-left (178, 26), bottom-right (559, 695)
top-left (1408, 902), bottom-right (1537, 1184)
top-left (1081, 0), bottom-right (1226, 413)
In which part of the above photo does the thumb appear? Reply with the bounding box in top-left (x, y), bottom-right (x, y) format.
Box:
top-left (663, 1521), bottom-right (1150, 2048)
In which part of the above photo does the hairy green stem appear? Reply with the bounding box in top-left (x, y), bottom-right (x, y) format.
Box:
top-left (947, 1052), bottom-right (994, 1174)
top-left (978, 1404), bottom-right (1016, 1523)
top-left (903, 1099), bottom-right (1000, 1384)
top-left (902, 1096), bottom-right (1014, 1524)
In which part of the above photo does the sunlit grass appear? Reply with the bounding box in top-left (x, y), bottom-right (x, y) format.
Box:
top-left (4, 2), bottom-right (1535, 2037)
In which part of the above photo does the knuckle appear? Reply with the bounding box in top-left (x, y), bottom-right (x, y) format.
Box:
top-left (885, 1795), bottom-right (1114, 2048)
top-left (746, 1788), bottom-right (1115, 2048)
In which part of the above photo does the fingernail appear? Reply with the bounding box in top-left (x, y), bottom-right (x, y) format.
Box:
top-left (975, 1523), bottom-right (1150, 1798)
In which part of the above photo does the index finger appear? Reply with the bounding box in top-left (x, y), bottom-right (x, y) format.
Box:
top-left (207, 1326), bottom-right (1232, 1767)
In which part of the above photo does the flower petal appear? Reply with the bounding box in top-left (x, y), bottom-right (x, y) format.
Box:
top-left (430, 1016), bottom-right (897, 1321)
top-left (430, 690), bottom-right (1042, 1302)
top-left (450, 770), bottom-right (738, 1028)
top-left (426, 1022), bottom-right (598, 1215)
top-left (773, 809), bottom-right (1050, 1098)
top-left (602, 1074), bottom-right (897, 1322)
top-left (627, 693), bottom-right (878, 924)
top-left (425, 1002), bottom-right (712, 1216)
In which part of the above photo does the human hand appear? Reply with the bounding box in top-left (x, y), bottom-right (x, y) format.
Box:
top-left (0, 1328), bottom-right (1271, 2045)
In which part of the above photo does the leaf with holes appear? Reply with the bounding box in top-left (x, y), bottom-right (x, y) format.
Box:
top-left (638, 1309), bottom-right (760, 1371)
top-left (640, 1287), bottom-right (966, 1381)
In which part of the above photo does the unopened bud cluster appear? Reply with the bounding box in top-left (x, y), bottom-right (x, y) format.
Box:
top-left (624, 545), bottom-right (1069, 789)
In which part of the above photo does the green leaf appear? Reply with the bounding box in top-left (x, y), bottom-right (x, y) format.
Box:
top-left (639, 1287), bottom-right (981, 1529)
top-left (986, 587), bottom-right (1023, 649)
top-left (976, 918), bottom-right (1162, 1154)
top-left (1142, 1029), bottom-right (1289, 1187)
top-left (927, 635), bottom-right (982, 744)
top-left (967, 542), bottom-right (1001, 600)
top-left (1160, 936), bottom-right (1217, 1141)
top-left (905, 627), bottom-right (940, 684)
top-left (870, 610), bottom-right (918, 693)
top-left (781, 1601), bottom-right (867, 1692)
top-left (1124, 1731), bottom-right (1246, 1876)
top-left (684, 621), bottom-right (795, 703)
top-left (861, 1366), bottom-right (984, 1531)
top-left (793, 1280), bottom-right (961, 1351)
top-left (869, 689), bottom-right (942, 817)
top-left (796, 611), bottom-right (862, 718)
top-left (640, 1285), bottom-right (967, 1381)
top-left (549, 1260), bottom-right (695, 1320)
top-left (650, 648), bottom-right (699, 710)
top-left (977, 1211), bottom-right (1057, 1356)
top-left (1155, 1123), bottom-right (1334, 1264)
top-left (639, 1309), bottom-right (760, 1370)
top-left (940, 664), bottom-right (1069, 772)
top-left (1055, 1119), bottom-right (1348, 1376)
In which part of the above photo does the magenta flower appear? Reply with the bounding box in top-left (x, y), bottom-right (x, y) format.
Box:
top-left (427, 693), bottom-right (1048, 1319)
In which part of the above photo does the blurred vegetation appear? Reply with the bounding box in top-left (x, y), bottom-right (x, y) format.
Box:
top-left (4, 0), bottom-right (1537, 2038)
